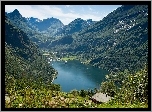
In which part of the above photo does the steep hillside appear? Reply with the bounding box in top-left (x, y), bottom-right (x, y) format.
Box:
top-left (48, 5), bottom-right (148, 73)
top-left (5, 16), bottom-right (57, 92)
top-left (5, 16), bottom-right (39, 60)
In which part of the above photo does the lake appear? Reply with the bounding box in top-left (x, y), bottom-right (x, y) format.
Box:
top-left (52, 60), bottom-right (109, 92)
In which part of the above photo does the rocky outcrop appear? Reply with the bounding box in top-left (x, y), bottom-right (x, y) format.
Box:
top-left (91, 92), bottom-right (111, 103)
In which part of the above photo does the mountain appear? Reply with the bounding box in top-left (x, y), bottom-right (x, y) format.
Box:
top-left (6, 9), bottom-right (23, 20)
top-left (48, 5), bottom-right (148, 73)
top-left (5, 5), bottom-right (148, 73)
top-left (6, 9), bottom-right (64, 33)
top-left (6, 9), bottom-right (42, 42)
top-left (5, 15), bottom-right (57, 84)
top-left (26, 17), bottom-right (42, 24)
top-left (26, 17), bottom-right (64, 33)
top-left (5, 9), bottom-right (98, 49)
top-left (4, 5), bottom-right (149, 108)
top-left (6, 9), bottom-right (33, 32)
top-left (54, 18), bottom-right (96, 36)
top-left (5, 9), bottom-right (64, 48)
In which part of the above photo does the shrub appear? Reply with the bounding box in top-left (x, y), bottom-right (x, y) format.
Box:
top-left (119, 64), bottom-right (148, 103)
top-left (102, 64), bottom-right (148, 104)
top-left (100, 81), bottom-right (117, 97)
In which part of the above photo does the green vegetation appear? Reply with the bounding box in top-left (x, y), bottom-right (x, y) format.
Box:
top-left (47, 5), bottom-right (148, 73)
top-left (6, 5), bottom-right (148, 73)
top-left (100, 64), bottom-right (148, 105)
top-left (5, 5), bottom-right (149, 108)
top-left (5, 65), bottom-right (148, 108)
top-left (5, 37), bottom-right (148, 108)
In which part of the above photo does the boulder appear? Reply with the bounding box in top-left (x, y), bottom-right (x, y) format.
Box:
top-left (91, 92), bottom-right (111, 103)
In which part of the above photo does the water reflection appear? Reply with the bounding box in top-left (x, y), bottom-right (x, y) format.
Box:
top-left (52, 60), bottom-right (109, 92)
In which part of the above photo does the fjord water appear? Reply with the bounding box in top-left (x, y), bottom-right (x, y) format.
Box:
top-left (52, 60), bottom-right (109, 92)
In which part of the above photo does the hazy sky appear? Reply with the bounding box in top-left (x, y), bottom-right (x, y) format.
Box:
top-left (5, 5), bottom-right (121, 25)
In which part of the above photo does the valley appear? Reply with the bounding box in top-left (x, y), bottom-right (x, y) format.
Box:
top-left (4, 4), bottom-right (149, 108)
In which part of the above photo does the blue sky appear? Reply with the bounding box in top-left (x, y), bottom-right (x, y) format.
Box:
top-left (5, 5), bottom-right (121, 25)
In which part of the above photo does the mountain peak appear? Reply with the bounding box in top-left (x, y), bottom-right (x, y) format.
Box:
top-left (75, 18), bottom-right (83, 20)
top-left (87, 19), bottom-right (92, 22)
top-left (12, 9), bottom-right (21, 16)
top-left (13, 9), bottom-right (19, 13)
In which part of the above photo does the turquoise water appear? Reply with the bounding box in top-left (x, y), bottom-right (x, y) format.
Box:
top-left (52, 60), bottom-right (109, 92)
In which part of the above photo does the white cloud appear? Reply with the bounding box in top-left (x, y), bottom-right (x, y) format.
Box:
top-left (5, 5), bottom-right (108, 25)
top-left (5, 5), bottom-right (65, 21)
top-left (65, 5), bottom-right (70, 7)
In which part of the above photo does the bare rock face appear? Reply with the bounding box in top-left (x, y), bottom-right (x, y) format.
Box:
top-left (91, 93), bottom-right (111, 103)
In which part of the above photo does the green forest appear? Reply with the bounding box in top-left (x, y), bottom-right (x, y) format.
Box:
top-left (5, 5), bottom-right (149, 108)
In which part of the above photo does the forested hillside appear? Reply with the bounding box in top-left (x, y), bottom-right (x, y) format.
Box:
top-left (5, 16), bottom-right (58, 103)
top-left (4, 4), bottom-right (149, 109)
top-left (48, 5), bottom-right (148, 73)
top-left (5, 5), bottom-right (148, 76)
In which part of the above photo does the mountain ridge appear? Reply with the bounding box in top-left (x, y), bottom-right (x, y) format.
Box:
top-left (5, 9), bottom-right (97, 48)
top-left (5, 5), bottom-right (148, 73)
top-left (47, 5), bottom-right (148, 73)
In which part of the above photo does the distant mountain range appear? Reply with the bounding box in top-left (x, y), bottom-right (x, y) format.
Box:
top-left (26, 17), bottom-right (64, 32)
top-left (5, 5), bottom-right (148, 73)
top-left (5, 9), bottom-right (96, 48)
top-left (54, 18), bottom-right (97, 36)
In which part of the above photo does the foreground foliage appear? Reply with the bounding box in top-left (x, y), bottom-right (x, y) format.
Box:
top-left (5, 62), bottom-right (148, 108)
top-left (5, 80), bottom-right (148, 108)
top-left (100, 65), bottom-right (148, 106)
